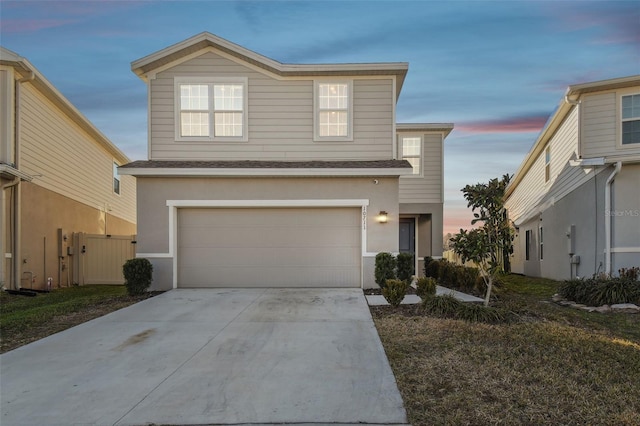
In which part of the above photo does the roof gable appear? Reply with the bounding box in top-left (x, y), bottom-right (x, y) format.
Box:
top-left (131, 32), bottom-right (408, 98)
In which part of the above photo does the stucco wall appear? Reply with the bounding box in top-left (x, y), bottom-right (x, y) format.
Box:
top-left (136, 176), bottom-right (400, 290)
top-left (19, 182), bottom-right (136, 289)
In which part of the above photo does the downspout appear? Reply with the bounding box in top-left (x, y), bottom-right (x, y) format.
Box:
top-left (1, 178), bottom-right (19, 287)
top-left (604, 161), bottom-right (622, 276)
top-left (12, 70), bottom-right (35, 290)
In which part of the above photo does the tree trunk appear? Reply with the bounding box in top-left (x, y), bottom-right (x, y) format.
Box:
top-left (484, 276), bottom-right (493, 307)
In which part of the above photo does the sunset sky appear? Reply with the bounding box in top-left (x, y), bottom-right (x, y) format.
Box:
top-left (1, 0), bottom-right (638, 234)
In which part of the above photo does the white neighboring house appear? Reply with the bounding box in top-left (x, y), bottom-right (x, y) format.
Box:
top-left (505, 75), bottom-right (640, 281)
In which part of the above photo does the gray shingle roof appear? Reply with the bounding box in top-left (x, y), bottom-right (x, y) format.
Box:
top-left (121, 160), bottom-right (411, 169)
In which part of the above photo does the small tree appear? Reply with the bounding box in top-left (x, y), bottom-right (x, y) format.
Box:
top-left (451, 175), bottom-right (513, 306)
top-left (396, 252), bottom-right (414, 284)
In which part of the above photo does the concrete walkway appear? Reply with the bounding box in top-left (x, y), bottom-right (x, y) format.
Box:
top-left (1, 289), bottom-right (408, 426)
top-left (366, 285), bottom-right (484, 306)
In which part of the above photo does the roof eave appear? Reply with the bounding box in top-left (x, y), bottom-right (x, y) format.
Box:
top-left (119, 167), bottom-right (412, 177)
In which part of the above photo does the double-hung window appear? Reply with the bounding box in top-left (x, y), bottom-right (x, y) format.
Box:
top-left (314, 81), bottom-right (352, 140)
top-left (175, 77), bottom-right (247, 141)
top-left (622, 94), bottom-right (640, 145)
top-left (400, 136), bottom-right (422, 176)
top-left (544, 146), bottom-right (551, 183)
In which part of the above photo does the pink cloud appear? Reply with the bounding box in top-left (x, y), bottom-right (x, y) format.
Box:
top-left (2, 19), bottom-right (76, 33)
top-left (457, 115), bottom-right (548, 134)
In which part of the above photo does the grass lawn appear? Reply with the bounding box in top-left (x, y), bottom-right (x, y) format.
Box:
top-left (372, 273), bottom-right (640, 426)
top-left (0, 285), bottom-right (157, 353)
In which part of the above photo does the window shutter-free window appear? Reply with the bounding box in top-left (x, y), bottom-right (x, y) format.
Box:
top-left (622, 94), bottom-right (640, 145)
top-left (315, 81), bottom-right (352, 140)
top-left (401, 137), bottom-right (422, 175)
top-left (175, 77), bottom-right (247, 141)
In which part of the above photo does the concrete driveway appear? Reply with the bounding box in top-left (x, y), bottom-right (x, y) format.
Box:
top-left (1, 288), bottom-right (408, 426)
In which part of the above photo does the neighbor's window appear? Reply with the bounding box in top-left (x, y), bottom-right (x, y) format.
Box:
top-left (544, 146), bottom-right (551, 182)
top-left (622, 94), bottom-right (640, 145)
top-left (525, 230), bottom-right (531, 261)
top-left (315, 81), bottom-right (351, 140)
top-left (401, 136), bottom-right (422, 175)
top-left (113, 162), bottom-right (120, 195)
top-left (539, 226), bottom-right (544, 260)
top-left (176, 77), bottom-right (247, 141)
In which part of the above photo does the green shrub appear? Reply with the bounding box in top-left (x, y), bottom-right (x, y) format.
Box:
top-left (422, 294), bottom-right (463, 318)
top-left (375, 252), bottom-right (396, 289)
top-left (123, 258), bottom-right (153, 296)
top-left (396, 252), bottom-right (414, 283)
top-left (456, 303), bottom-right (506, 324)
top-left (416, 277), bottom-right (437, 300)
top-left (382, 279), bottom-right (408, 308)
top-left (424, 256), bottom-right (439, 279)
top-left (559, 277), bottom-right (640, 306)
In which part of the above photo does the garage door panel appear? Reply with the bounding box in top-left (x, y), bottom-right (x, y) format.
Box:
top-left (180, 266), bottom-right (361, 288)
top-left (178, 207), bottom-right (361, 288)
top-left (180, 247), bottom-right (360, 267)
top-left (179, 227), bottom-right (360, 248)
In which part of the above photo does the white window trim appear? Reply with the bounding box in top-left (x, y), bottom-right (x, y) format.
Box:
top-left (113, 162), bottom-right (121, 196)
top-left (398, 134), bottom-right (423, 178)
top-left (174, 76), bottom-right (248, 142)
top-left (313, 79), bottom-right (353, 142)
top-left (619, 92), bottom-right (640, 148)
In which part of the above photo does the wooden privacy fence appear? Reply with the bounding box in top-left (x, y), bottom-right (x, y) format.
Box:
top-left (73, 233), bottom-right (136, 285)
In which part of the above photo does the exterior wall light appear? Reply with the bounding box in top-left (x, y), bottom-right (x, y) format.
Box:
top-left (377, 211), bottom-right (388, 224)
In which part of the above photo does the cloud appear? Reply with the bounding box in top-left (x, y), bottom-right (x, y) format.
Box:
top-left (540, 2), bottom-right (639, 48)
top-left (1, 19), bottom-right (76, 33)
top-left (457, 114), bottom-right (549, 134)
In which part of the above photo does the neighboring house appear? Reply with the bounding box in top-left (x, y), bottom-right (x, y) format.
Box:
top-left (120, 32), bottom-right (452, 290)
top-left (505, 75), bottom-right (640, 281)
top-left (0, 47), bottom-right (136, 290)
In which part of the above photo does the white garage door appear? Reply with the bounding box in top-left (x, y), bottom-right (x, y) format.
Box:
top-left (178, 207), bottom-right (361, 287)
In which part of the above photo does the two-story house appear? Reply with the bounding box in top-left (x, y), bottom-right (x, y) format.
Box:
top-left (505, 75), bottom-right (640, 281)
top-left (1, 47), bottom-right (137, 290)
top-left (120, 33), bottom-right (452, 290)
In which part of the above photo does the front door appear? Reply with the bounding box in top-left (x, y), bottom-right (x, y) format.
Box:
top-left (399, 218), bottom-right (415, 254)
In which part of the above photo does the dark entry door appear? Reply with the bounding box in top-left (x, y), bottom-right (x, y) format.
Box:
top-left (399, 218), bottom-right (415, 254)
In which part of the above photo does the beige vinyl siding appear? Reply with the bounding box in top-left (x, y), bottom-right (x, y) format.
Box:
top-left (582, 89), bottom-right (640, 158)
top-left (399, 133), bottom-right (442, 204)
top-left (149, 51), bottom-right (393, 160)
top-left (506, 107), bottom-right (592, 222)
top-left (18, 83), bottom-right (136, 224)
top-left (582, 92), bottom-right (616, 158)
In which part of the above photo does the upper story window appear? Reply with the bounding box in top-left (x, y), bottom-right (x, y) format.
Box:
top-left (544, 146), bottom-right (551, 182)
top-left (113, 162), bottom-right (120, 195)
top-left (175, 77), bottom-right (247, 142)
top-left (622, 94), bottom-right (640, 145)
top-left (314, 81), bottom-right (352, 141)
top-left (400, 136), bottom-right (422, 175)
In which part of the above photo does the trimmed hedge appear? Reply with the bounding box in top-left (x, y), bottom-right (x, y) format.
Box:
top-left (375, 253), bottom-right (396, 289)
top-left (396, 252), bottom-right (415, 284)
top-left (416, 277), bottom-right (437, 300)
top-left (423, 257), bottom-right (481, 295)
top-left (123, 258), bottom-right (153, 296)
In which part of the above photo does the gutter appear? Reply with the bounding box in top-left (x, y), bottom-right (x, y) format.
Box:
top-left (604, 161), bottom-right (622, 275)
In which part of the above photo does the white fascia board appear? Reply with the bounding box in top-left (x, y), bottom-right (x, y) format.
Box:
top-left (166, 199), bottom-right (370, 208)
top-left (118, 167), bottom-right (412, 177)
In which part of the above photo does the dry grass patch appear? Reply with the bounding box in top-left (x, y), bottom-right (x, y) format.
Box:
top-left (373, 313), bottom-right (640, 426)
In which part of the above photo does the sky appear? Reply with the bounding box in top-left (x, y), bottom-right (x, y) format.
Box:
top-left (1, 0), bottom-right (638, 234)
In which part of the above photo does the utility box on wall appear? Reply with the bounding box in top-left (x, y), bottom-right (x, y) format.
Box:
top-left (57, 228), bottom-right (67, 258)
